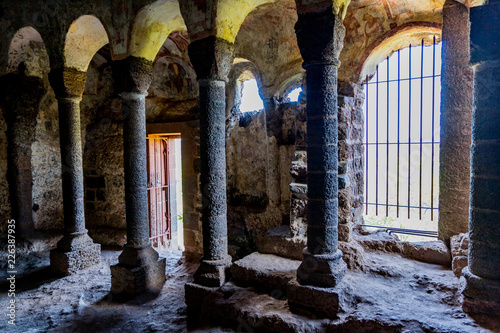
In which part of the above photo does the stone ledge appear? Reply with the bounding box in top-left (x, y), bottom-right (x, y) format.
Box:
top-left (231, 252), bottom-right (300, 296)
top-left (287, 278), bottom-right (353, 319)
top-left (257, 225), bottom-right (305, 261)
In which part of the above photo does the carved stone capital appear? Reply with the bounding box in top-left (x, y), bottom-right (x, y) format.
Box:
top-left (112, 56), bottom-right (153, 95)
top-left (48, 67), bottom-right (87, 100)
top-left (188, 35), bottom-right (234, 82)
top-left (294, 5), bottom-right (345, 67)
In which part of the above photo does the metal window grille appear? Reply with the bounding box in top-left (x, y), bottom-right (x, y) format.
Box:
top-left (146, 136), bottom-right (172, 247)
top-left (363, 38), bottom-right (441, 237)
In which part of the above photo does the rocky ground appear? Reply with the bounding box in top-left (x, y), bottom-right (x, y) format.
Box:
top-left (0, 249), bottom-right (233, 333)
top-left (1, 241), bottom-right (499, 333)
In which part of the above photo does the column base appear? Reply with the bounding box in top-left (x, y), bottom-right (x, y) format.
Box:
top-left (110, 245), bottom-right (166, 300)
top-left (297, 249), bottom-right (347, 287)
top-left (287, 278), bottom-right (353, 319)
top-left (194, 255), bottom-right (232, 287)
top-left (50, 233), bottom-right (101, 275)
top-left (185, 282), bottom-right (220, 316)
top-left (462, 267), bottom-right (500, 317)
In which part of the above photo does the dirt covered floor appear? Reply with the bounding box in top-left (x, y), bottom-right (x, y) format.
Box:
top-left (1, 245), bottom-right (499, 333)
top-left (0, 249), bottom-right (233, 333)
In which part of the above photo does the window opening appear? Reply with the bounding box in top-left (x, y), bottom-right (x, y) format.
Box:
top-left (363, 38), bottom-right (441, 241)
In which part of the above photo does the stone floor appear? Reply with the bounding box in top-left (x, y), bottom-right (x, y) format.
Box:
top-left (0, 249), bottom-right (233, 333)
top-left (1, 246), bottom-right (499, 332)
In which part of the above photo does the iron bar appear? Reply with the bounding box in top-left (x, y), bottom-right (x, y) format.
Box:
top-left (365, 202), bottom-right (438, 210)
top-left (366, 75), bottom-right (369, 215)
top-left (376, 65), bottom-right (379, 215)
top-left (397, 48), bottom-right (401, 218)
top-left (408, 43), bottom-right (412, 219)
top-left (419, 39), bottom-right (424, 220)
top-left (386, 56), bottom-right (390, 217)
top-left (431, 36), bottom-right (436, 221)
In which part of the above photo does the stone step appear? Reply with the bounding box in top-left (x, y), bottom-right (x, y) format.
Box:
top-left (230, 252), bottom-right (301, 297)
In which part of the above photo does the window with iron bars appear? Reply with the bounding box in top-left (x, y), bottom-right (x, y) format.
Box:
top-left (363, 38), bottom-right (441, 240)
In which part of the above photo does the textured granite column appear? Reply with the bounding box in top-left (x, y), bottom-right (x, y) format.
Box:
top-left (49, 68), bottom-right (101, 275)
top-left (191, 36), bottom-right (233, 287)
top-left (438, 0), bottom-right (474, 244)
top-left (294, 5), bottom-right (347, 288)
top-left (185, 36), bottom-right (233, 314)
top-left (287, 4), bottom-right (352, 319)
top-left (461, 0), bottom-right (500, 317)
top-left (110, 57), bottom-right (165, 299)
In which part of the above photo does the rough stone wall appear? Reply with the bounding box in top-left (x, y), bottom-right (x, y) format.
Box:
top-left (337, 81), bottom-right (365, 242)
top-left (226, 103), bottom-right (295, 258)
top-left (31, 90), bottom-right (63, 231)
top-left (286, 83), bottom-right (364, 244)
top-left (0, 106), bottom-right (10, 233)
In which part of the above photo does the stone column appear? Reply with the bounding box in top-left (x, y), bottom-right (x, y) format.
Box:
top-left (191, 36), bottom-right (233, 287)
top-left (185, 35), bottom-right (233, 314)
top-left (49, 68), bottom-right (101, 275)
top-left (461, 0), bottom-right (500, 317)
top-left (287, 4), bottom-right (351, 319)
top-left (438, 0), bottom-right (474, 244)
top-left (110, 57), bottom-right (165, 299)
top-left (294, 6), bottom-right (347, 288)
top-left (0, 70), bottom-right (45, 240)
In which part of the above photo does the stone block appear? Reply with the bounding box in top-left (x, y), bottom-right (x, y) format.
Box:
top-left (231, 252), bottom-right (300, 296)
top-left (462, 267), bottom-right (500, 317)
top-left (194, 256), bottom-right (232, 287)
top-left (403, 241), bottom-right (452, 267)
top-left (185, 282), bottom-right (220, 315)
top-left (50, 242), bottom-right (101, 275)
top-left (110, 256), bottom-right (166, 300)
top-left (287, 278), bottom-right (353, 319)
top-left (450, 233), bottom-right (469, 277)
top-left (257, 226), bottom-right (306, 261)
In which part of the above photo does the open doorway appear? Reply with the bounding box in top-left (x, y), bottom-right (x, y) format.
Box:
top-left (146, 134), bottom-right (184, 251)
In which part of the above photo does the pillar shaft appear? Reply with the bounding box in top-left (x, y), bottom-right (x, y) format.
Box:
top-left (58, 97), bottom-right (86, 237)
top-left (110, 57), bottom-right (165, 299)
top-left (121, 92), bottom-right (150, 248)
top-left (49, 68), bottom-right (100, 275)
top-left (187, 36), bottom-right (233, 288)
top-left (294, 5), bottom-right (347, 288)
top-left (199, 80), bottom-right (228, 261)
top-left (438, 0), bottom-right (473, 243)
top-left (462, 0), bottom-right (500, 316)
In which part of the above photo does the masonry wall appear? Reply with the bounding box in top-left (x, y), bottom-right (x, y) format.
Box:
top-left (226, 103), bottom-right (296, 258)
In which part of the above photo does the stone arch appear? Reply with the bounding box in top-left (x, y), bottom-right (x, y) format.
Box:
top-left (358, 22), bottom-right (442, 82)
top-left (216, 0), bottom-right (277, 44)
top-left (7, 26), bottom-right (50, 79)
top-left (1, 26), bottom-right (50, 236)
top-left (234, 0), bottom-right (302, 100)
top-left (275, 73), bottom-right (304, 101)
top-left (64, 15), bottom-right (109, 72)
top-left (227, 59), bottom-right (263, 116)
top-left (130, 0), bottom-right (187, 61)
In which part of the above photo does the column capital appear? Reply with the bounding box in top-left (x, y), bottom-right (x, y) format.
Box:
top-left (294, 5), bottom-right (345, 68)
top-left (48, 67), bottom-right (87, 100)
top-left (470, 1), bottom-right (500, 66)
top-left (112, 56), bottom-right (153, 95)
top-left (188, 35), bottom-right (234, 82)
